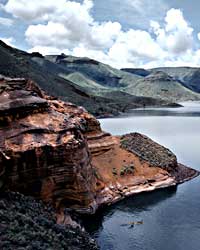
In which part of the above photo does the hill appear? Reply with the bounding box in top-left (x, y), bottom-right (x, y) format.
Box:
top-left (124, 71), bottom-right (200, 102)
top-left (151, 67), bottom-right (200, 93)
top-left (121, 68), bottom-right (151, 77)
top-left (0, 40), bottom-right (174, 116)
top-left (46, 54), bottom-right (141, 89)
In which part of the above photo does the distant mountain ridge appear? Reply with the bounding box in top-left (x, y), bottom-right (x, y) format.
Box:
top-left (151, 67), bottom-right (200, 93)
top-left (122, 66), bottom-right (200, 95)
top-left (123, 71), bottom-right (200, 102)
top-left (46, 54), bottom-right (141, 89)
top-left (0, 40), bottom-right (173, 117)
top-left (45, 54), bottom-right (200, 102)
top-left (0, 40), bottom-right (199, 116)
top-left (121, 68), bottom-right (150, 77)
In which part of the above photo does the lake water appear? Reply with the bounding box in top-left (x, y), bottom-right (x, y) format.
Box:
top-left (84, 102), bottom-right (200, 250)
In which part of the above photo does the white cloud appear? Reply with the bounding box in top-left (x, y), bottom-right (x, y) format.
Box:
top-left (3, 0), bottom-right (200, 68)
top-left (109, 30), bottom-right (166, 61)
top-left (22, 0), bottom-right (122, 52)
top-left (4, 0), bottom-right (64, 21)
top-left (89, 21), bottom-right (121, 49)
top-left (26, 22), bottom-right (70, 49)
top-left (4, 0), bottom-right (93, 22)
top-left (0, 37), bottom-right (15, 47)
top-left (28, 45), bottom-right (69, 55)
top-left (151, 8), bottom-right (194, 54)
top-left (0, 17), bottom-right (14, 26)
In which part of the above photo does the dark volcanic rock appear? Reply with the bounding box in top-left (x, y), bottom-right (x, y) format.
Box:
top-left (121, 68), bottom-right (151, 77)
top-left (121, 133), bottom-right (177, 171)
top-left (0, 191), bottom-right (98, 250)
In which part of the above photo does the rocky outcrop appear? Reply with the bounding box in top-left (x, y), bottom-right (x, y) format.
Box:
top-left (120, 133), bottom-right (177, 171)
top-left (0, 76), bottom-right (199, 216)
top-left (85, 132), bottom-right (199, 208)
top-left (0, 77), bottom-right (99, 213)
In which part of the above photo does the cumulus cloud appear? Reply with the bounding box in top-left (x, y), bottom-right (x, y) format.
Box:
top-left (26, 22), bottom-right (70, 49)
top-left (29, 45), bottom-right (69, 55)
top-left (4, 0), bottom-right (94, 23)
top-left (4, 0), bottom-right (66, 21)
top-left (21, 0), bottom-right (122, 54)
top-left (109, 30), bottom-right (166, 62)
top-left (102, 0), bottom-right (168, 30)
top-left (151, 8), bottom-right (193, 54)
top-left (0, 37), bottom-right (15, 47)
top-left (3, 0), bottom-right (200, 68)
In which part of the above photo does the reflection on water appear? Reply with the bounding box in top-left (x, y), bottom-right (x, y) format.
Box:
top-left (84, 102), bottom-right (200, 250)
top-left (83, 187), bottom-right (177, 233)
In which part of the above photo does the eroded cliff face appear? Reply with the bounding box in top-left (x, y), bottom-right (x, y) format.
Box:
top-left (0, 77), bottom-right (100, 213)
top-left (0, 77), bottom-right (198, 215)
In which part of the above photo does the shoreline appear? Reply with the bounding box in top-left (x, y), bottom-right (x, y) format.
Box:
top-left (96, 103), bottom-right (183, 119)
top-left (59, 164), bottom-right (199, 232)
top-left (71, 163), bottom-right (199, 215)
top-left (106, 164), bottom-right (200, 207)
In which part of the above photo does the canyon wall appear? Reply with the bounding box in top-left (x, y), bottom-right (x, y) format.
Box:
top-left (0, 77), bottom-right (198, 214)
top-left (0, 77), bottom-right (100, 213)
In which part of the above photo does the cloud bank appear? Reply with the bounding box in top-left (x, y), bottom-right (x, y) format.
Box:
top-left (3, 0), bottom-right (200, 68)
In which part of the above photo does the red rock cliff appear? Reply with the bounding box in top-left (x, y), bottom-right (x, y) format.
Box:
top-left (0, 77), bottom-right (198, 214)
top-left (0, 77), bottom-right (100, 213)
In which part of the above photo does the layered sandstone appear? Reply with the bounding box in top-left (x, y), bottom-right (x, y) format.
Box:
top-left (0, 76), bottom-right (199, 216)
top-left (0, 77), bottom-right (99, 213)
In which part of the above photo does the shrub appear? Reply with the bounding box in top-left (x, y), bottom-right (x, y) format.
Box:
top-left (120, 164), bottom-right (135, 176)
top-left (112, 168), bottom-right (118, 176)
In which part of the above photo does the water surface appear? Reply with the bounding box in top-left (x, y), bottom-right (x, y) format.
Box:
top-left (84, 102), bottom-right (200, 250)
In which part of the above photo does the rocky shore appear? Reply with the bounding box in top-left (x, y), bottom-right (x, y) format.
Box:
top-left (87, 133), bottom-right (199, 210)
top-left (0, 76), bottom-right (199, 248)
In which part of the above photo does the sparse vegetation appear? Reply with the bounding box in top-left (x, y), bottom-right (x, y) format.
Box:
top-left (121, 133), bottom-right (177, 170)
top-left (0, 192), bottom-right (98, 250)
top-left (0, 40), bottom-right (180, 118)
top-left (112, 168), bottom-right (118, 176)
top-left (120, 165), bottom-right (135, 176)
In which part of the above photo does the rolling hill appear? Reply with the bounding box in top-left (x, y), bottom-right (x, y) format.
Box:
top-left (151, 67), bottom-right (200, 93)
top-left (124, 71), bottom-right (200, 102)
top-left (0, 40), bottom-right (172, 116)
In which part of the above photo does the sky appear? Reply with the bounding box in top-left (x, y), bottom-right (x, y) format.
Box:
top-left (1, 0), bottom-right (200, 69)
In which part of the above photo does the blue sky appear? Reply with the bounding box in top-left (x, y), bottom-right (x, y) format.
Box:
top-left (1, 0), bottom-right (200, 68)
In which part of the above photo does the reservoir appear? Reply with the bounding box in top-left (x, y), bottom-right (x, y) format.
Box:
top-left (84, 102), bottom-right (200, 250)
